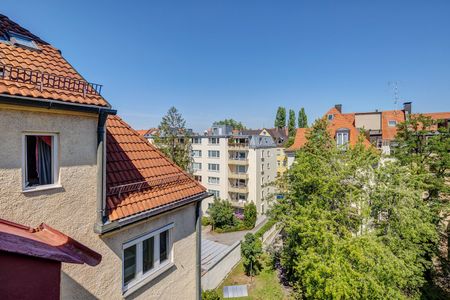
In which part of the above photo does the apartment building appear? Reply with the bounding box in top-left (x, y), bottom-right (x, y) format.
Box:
top-left (192, 125), bottom-right (277, 215)
top-left (0, 14), bottom-right (208, 299)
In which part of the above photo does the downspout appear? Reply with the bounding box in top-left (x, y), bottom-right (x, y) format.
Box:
top-left (94, 109), bottom-right (116, 233)
top-left (195, 200), bottom-right (202, 300)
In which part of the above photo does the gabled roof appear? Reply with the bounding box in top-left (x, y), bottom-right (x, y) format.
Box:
top-left (0, 218), bottom-right (101, 266)
top-left (136, 128), bottom-right (159, 137)
top-left (106, 115), bottom-right (206, 221)
top-left (0, 14), bottom-right (109, 107)
top-left (286, 128), bottom-right (311, 152)
top-left (381, 110), bottom-right (406, 140)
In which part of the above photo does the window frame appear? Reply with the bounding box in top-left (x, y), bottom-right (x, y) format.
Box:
top-left (122, 223), bottom-right (175, 295)
top-left (192, 150), bottom-right (202, 158)
top-left (208, 163), bottom-right (220, 172)
top-left (208, 150), bottom-right (220, 158)
top-left (192, 162), bottom-right (202, 171)
top-left (388, 120), bottom-right (397, 127)
top-left (208, 137), bottom-right (219, 144)
top-left (22, 132), bottom-right (60, 192)
top-left (208, 176), bottom-right (220, 185)
top-left (336, 129), bottom-right (349, 147)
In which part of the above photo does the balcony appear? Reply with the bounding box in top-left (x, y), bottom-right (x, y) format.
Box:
top-left (228, 172), bottom-right (248, 180)
top-left (228, 143), bottom-right (249, 150)
top-left (228, 157), bottom-right (249, 165)
top-left (229, 199), bottom-right (247, 208)
top-left (228, 184), bottom-right (249, 193)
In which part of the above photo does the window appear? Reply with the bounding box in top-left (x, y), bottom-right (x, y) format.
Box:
top-left (122, 224), bottom-right (174, 294)
top-left (208, 150), bottom-right (220, 158)
top-left (23, 134), bottom-right (58, 190)
top-left (192, 150), bottom-right (202, 158)
top-left (192, 162), bottom-right (202, 171)
top-left (9, 32), bottom-right (39, 50)
top-left (336, 130), bottom-right (349, 147)
top-left (237, 165), bottom-right (246, 173)
top-left (194, 175), bottom-right (202, 182)
top-left (238, 193), bottom-right (246, 201)
top-left (208, 137), bottom-right (219, 144)
top-left (192, 137), bottom-right (201, 144)
top-left (208, 176), bottom-right (220, 184)
top-left (327, 114), bottom-right (334, 121)
top-left (388, 120), bottom-right (397, 127)
top-left (208, 189), bottom-right (220, 198)
top-left (208, 163), bottom-right (220, 172)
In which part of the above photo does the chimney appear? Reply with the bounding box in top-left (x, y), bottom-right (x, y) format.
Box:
top-left (403, 102), bottom-right (412, 115)
top-left (335, 104), bottom-right (342, 113)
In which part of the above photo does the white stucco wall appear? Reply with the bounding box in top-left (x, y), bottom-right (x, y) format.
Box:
top-left (0, 106), bottom-right (197, 300)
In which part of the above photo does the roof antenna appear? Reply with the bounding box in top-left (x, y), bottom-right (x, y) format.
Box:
top-left (388, 81), bottom-right (400, 114)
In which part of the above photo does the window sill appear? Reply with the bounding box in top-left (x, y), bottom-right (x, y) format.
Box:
top-left (123, 262), bottom-right (174, 298)
top-left (22, 183), bottom-right (62, 193)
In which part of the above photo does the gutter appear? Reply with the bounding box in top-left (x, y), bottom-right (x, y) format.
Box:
top-left (195, 199), bottom-right (202, 300)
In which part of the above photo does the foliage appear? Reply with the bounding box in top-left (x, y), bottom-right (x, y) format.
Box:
top-left (209, 199), bottom-right (235, 230)
top-left (254, 219), bottom-right (276, 239)
top-left (243, 202), bottom-right (257, 228)
top-left (241, 233), bottom-right (263, 276)
top-left (275, 107), bottom-right (287, 128)
top-left (298, 107), bottom-right (308, 128)
top-left (202, 289), bottom-right (221, 300)
top-left (201, 216), bottom-right (211, 226)
top-left (288, 109), bottom-right (296, 137)
top-left (154, 106), bottom-right (192, 171)
top-left (272, 118), bottom-right (440, 299)
top-left (214, 119), bottom-right (246, 130)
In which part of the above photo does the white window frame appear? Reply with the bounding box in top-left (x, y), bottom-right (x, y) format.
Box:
top-left (192, 137), bottom-right (201, 144)
top-left (192, 162), bottom-right (202, 171)
top-left (122, 223), bottom-right (174, 296)
top-left (22, 132), bottom-right (60, 192)
top-left (388, 120), bottom-right (397, 127)
top-left (192, 150), bottom-right (202, 158)
top-left (208, 176), bottom-right (220, 185)
top-left (336, 130), bottom-right (349, 147)
top-left (208, 189), bottom-right (220, 198)
top-left (208, 137), bottom-right (219, 144)
top-left (208, 150), bottom-right (220, 158)
top-left (208, 163), bottom-right (220, 172)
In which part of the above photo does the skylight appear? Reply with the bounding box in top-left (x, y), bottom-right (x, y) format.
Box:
top-left (8, 32), bottom-right (39, 50)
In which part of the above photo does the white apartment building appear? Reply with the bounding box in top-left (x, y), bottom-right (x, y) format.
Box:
top-left (192, 125), bottom-right (277, 215)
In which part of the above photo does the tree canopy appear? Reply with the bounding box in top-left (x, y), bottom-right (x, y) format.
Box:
top-left (275, 107), bottom-right (287, 128)
top-left (288, 109), bottom-right (296, 137)
top-left (272, 118), bottom-right (441, 299)
top-left (214, 119), bottom-right (246, 130)
top-left (154, 106), bottom-right (192, 171)
top-left (298, 107), bottom-right (308, 128)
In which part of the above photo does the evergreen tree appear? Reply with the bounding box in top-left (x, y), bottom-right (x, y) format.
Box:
top-left (241, 233), bottom-right (262, 276)
top-left (288, 109), bottom-right (296, 137)
top-left (213, 119), bottom-right (246, 130)
top-left (154, 107), bottom-right (192, 171)
top-left (274, 107), bottom-right (286, 128)
top-left (298, 107), bottom-right (308, 128)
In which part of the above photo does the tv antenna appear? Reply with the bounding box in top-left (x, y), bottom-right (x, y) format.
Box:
top-left (388, 81), bottom-right (400, 106)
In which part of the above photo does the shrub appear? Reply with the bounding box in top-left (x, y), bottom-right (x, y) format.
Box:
top-left (209, 199), bottom-right (235, 230)
top-left (241, 233), bottom-right (262, 276)
top-left (243, 202), bottom-right (257, 228)
top-left (254, 219), bottom-right (276, 239)
top-left (201, 216), bottom-right (211, 226)
top-left (202, 289), bottom-right (221, 300)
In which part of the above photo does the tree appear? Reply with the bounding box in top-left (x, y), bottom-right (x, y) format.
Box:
top-left (214, 119), bottom-right (246, 130)
top-left (202, 290), bottom-right (221, 300)
top-left (154, 107), bottom-right (192, 171)
top-left (243, 202), bottom-right (257, 228)
top-left (209, 199), bottom-right (235, 230)
top-left (298, 107), bottom-right (308, 128)
top-left (288, 109), bottom-right (296, 137)
top-left (241, 233), bottom-right (262, 276)
top-left (274, 107), bottom-right (286, 128)
top-left (272, 118), bottom-right (439, 299)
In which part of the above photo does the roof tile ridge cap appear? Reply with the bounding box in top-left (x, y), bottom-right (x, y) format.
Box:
top-left (0, 218), bottom-right (32, 231)
top-left (112, 115), bottom-right (205, 191)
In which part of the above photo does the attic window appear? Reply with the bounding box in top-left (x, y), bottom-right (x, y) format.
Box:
top-left (327, 114), bottom-right (334, 121)
top-left (388, 120), bottom-right (397, 127)
top-left (9, 32), bottom-right (39, 50)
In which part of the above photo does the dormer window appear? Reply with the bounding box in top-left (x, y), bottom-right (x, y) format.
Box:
top-left (388, 120), bottom-right (397, 127)
top-left (8, 32), bottom-right (39, 50)
top-left (327, 114), bottom-right (334, 121)
top-left (336, 129), bottom-right (349, 147)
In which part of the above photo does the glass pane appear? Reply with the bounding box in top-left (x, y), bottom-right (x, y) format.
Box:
top-left (160, 230), bottom-right (169, 263)
top-left (143, 237), bottom-right (154, 273)
top-left (124, 245), bottom-right (136, 285)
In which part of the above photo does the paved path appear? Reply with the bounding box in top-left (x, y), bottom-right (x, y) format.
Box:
top-left (202, 216), bottom-right (268, 246)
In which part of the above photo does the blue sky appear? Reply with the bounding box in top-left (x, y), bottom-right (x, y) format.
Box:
top-left (3, 1), bottom-right (449, 131)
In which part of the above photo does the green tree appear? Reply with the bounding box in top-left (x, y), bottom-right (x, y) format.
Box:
top-left (298, 107), bottom-right (308, 128)
top-left (241, 233), bottom-right (262, 276)
top-left (209, 199), bottom-right (234, 230)
top-left (214, 119), bottom-right (246, 130)
top-left (202, 290), bottom-right (221, 300)
top-left (272, 118), bottom-right (439, 299)
top-left (288, 109), bottom-right (296, 137)
top-left (243, 202), bottom-right (257, 228)
top-left (154, 107), bottom-right (192, 171)
top-left (274, 107), bottom-right (286, 128)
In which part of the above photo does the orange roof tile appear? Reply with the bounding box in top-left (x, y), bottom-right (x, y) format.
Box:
top-left (286, 128), bottom-right (310, 152)
top-left (106, 115), bottom-right (206, 221)
top-left (381, 110), bottom-right (406, 140)
top-left (421, 112), bottom-right (450, 120)
top-left (0, 14), bottom-right (109, 107)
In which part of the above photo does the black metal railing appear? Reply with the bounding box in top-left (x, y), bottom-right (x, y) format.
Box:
top-left (0, 64), bottom-right (102, 96)
top-left (107, 174), bottom-right (188, 197)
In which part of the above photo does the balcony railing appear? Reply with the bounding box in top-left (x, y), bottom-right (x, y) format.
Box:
top-left (0, 64), bottom-right (102, 96)
top-left (228, 172), bottom-right (248, 180)
top-left (228, 143), bottom-right (249, 148)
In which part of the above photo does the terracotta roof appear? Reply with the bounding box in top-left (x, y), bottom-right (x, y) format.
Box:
top-left (421, 112), bottom-right (450, 120)
top-left (0, 218), bottom-right (101, 266)
top-left (136, 129), bottom-right (150, 136)
top-left (381, 110), bottom-right (406, 140)
top-left (0, 14), bottom-right (109, 107)
top-left (286, 128), bottom-right (311, 152)
top-left (106, 115), bottom-right (206, 221)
